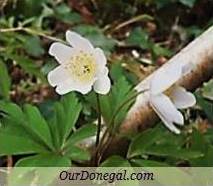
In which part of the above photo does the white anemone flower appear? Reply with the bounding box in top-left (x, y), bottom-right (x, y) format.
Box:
top-left (47, 31), bottom-right (111, 95)
top-left (149, 62), bottom-right (196, 134)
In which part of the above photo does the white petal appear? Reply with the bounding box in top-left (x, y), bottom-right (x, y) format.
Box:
top-left (66, 31), bottom-right (93, 52)
top-left (56, 80), bottom-right (93, 95)
top-left (150, 93), bottom-right (184, 129)
top-left (96, 67), bottom-right (109, 78)
top-left (49, 42), bottom-right (74, 64)
top-left (161, 119), bottom-right (181, 134)
top-left (150, 96), bottom-right (181, 134)
top-left (170, 86), bottom-right (196, 109)
top-left (93, 76), bottom-right (111, 95)
top-left (47, 66), bottom-right (71, 87)
top-left (94, 48), bottom-right (107, 71)
top-left (150, 63), bottom-right (182, 95)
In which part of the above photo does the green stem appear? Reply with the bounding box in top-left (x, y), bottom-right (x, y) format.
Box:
top-left (0, 27), bottom-right (64, 43)
top-left (95, 93), bottom-right (102, 147)
top-left (95, 89), bottom-right (148, 164)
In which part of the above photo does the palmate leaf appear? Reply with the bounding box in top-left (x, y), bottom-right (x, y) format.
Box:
top-left (0, 116), bottom-right (49, 155)
top-left (64, 145), bottom-right (91, 161)
top-left (23, 104), bottom-right (54, 150)
top-left (127, 126), bottom-right (163, 158)
top-left (0, 101), bottom-right (24, 122)
top-left (130, 159), bottom-right (169, 167)
top-left (0, 101), bottom-right (54, 154)
top-left (49, 93), bottom-right (82, 148)
top-left (0, 133), bottom-right (46, 156)
top-left (128, 125), bottom-right (203, 161)
top-left (145, 144), bottom-right (203, 160)
top-left (61, 93), bottom-right (82, 140)
top-left (66, 123), bottom-right (97, 146)
top-left (15, 153), bottom-right (71, 167)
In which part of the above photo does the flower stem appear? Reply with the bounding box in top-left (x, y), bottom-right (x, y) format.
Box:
top-left (109, 89), bottom-right (148, 132)
top-left (94, 89), bottom-right (148, 165)
top-left (95, 93), bottom-right (102, 147)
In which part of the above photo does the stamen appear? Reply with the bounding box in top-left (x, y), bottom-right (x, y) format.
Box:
top-left (63, 51), bottom-right (96, 83)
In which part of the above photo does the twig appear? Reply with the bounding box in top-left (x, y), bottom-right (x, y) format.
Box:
top-left (110, 14), bottom-right (153, 33)
top-left (0, 27), bottom-right (64, 43)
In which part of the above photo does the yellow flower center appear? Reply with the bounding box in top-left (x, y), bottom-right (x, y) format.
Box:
top-left (64, 51), bottom-right (96, 83)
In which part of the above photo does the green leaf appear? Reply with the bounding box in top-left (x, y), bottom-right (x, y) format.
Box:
top-left (4, 53), bottom-right (45, 81)
top-left (190, 129), bottom-right (207, 152)
top-left (146, 144), bottom-right (203, 160)
top-left (49, 102), bottom-right (64, 149)
top-left (179, 0), bottom-right (196, 8)
top-left (191, 147), bottom-right (213, 166)
top-left (152, 44), bottom-right (173, 57)
top-left (127, 126), bottom-right (162, 158)
top-left (126, 27), bottom-right (172, 58)
top-left (0, 61), bottom-right (11, 100)
top-left (64, 145), bottom-right (90, 161)
top-left (196, 93), bottom-right (213, 122)
top-left (99, 156), bottom-right (138, 186)
top-left (49, 93), bottom-right (82, 148)
top-left (155, 0), bottom-right (172, 9)
top-left (0, 101), bottom-right (53, 151)
top-left (126, 27), bottom-right (150, 49)
top-left (23, 36), bottom-right (44, 57)
top-left (130, 159), bottom-right (169, 167)
top-left (0, 133), bottom-right (46, 155)
top-left (54, 3), bottom-right (82, 24)
top-left (15, 154), bottom-right (71, 167)
top-left (0, 101), bottom-right (25, 122)
top-left (60, 93), bottom-right (82, 141)
top-left (100, 155), bottom-right (131, 167)
top-left (85, 76), bottom-right (135, 132)
top-left (23, 104), bottom-right (54, 150)
top-left (66, 124), bottom-right (96, 146)
top-left (185, 26), bottom-right (203, 38)
top-left (100, 77), bottom-right (135, 131)
top-left (190, 129), bottom-right (213, 166)
top-left (16, 0), bottom-right (46, 17)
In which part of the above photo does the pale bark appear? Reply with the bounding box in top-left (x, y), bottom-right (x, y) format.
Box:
top-left (102, 26), bottom-right (213, 159)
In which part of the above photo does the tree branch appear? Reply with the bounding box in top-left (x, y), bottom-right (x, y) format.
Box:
top-left (102, 26), bottom-right (213, 159)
